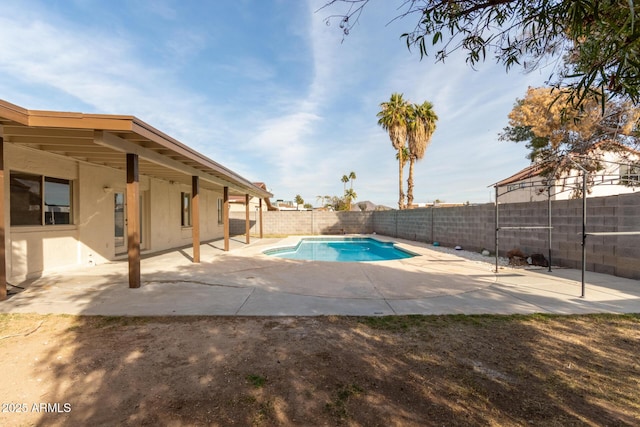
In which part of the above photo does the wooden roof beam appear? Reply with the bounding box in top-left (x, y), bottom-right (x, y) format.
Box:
top-left (94, 131), bottom-right (243, 192)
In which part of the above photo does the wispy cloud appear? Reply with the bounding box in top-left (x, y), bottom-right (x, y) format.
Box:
top-left (0, 0), bottom-right (553, 206)
top-left (0, 4), bottom-right (234, 157)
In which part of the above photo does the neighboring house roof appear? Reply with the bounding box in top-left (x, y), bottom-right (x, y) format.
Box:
top-left (493, 140), bottom-right (640, 188)
top-left (494, 163), bottom-right (544, 187)
top-left (0, 99), bottom-right (272, 199)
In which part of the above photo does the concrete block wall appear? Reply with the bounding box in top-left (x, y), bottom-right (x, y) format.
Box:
top-left (373, 205), bottom-right (494, 251)
top-left (431, 204), bottom-right (495, 251)
top-left (229, 210), bottom-right (373, 236)
top-left (397, 208), bottom-right (432, 242)
top-left (604, 193), bottom-right (640, 278)
top-left (383, 194), bottom-right (640, 279)
top-left (310, 211), bottom-right (374, 234)
top-left (497, 200), bottom-right (555, 261)
top-left (371, 210), bottom-right (397, 237)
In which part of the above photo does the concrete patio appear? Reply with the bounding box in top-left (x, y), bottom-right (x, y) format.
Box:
top-left (1, 236), bottom-right (639, 316)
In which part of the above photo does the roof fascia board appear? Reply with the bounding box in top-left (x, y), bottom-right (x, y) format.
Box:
top-left (28, 112), bottom-right (134, 132)
top-left (0, 99), bottom-right (29, 125)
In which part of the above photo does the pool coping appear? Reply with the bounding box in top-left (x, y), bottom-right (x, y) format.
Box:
top-left (261, 234), bottom-right (420, 260)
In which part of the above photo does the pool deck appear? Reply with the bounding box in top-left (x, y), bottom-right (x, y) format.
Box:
top-left (1, 235), bottom-right (639, 316)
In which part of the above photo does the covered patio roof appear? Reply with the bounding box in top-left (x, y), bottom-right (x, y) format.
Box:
top-left (0, 99), bottom-right (271, 298)
top-left (0, 99), bottom-right (271, 199)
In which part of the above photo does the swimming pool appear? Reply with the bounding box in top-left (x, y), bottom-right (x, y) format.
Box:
top-left (263, 237), bottom-right (417, 262)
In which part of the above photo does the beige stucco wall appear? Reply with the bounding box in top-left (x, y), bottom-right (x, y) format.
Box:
top-left (76, 162), bottom-right (148, 266)
top-left (498, 176), bottom-right (549, 203)
top-left (229, 197), bottom-right (265, 212)
top-left (501, 151), bottom-right (640, 203)
top-left (148, 179), bottom-right (224, 252)
top-left (7, 144), bottom-right (225, 281)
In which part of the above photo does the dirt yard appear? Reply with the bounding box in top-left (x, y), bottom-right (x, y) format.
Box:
top-left (0, 313), bottom-right (638, 426)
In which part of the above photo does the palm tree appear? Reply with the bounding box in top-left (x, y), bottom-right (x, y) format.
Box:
top-left (344, 188), bottom-right (357, 211)
top-left (377, 93), bottom-right (410, 209)
top-left (348, 171), bottom-right (356, 190)
top-left (341, 174), bottom-right (349, 192)
top-left (396, 146), bottom-right (410, 169)
top-left (406, 101), bottom-right (438, 208)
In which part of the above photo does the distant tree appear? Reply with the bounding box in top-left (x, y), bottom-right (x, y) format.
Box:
top-left (344, 188), bottom-right (357, 210)
top-left (500, 86), bottom-right (640, 194)
top-left (341, 174), bottom-right (350, 193)
top-left (396, 146), bottom-right (410, 169)
top-left (348, 171), bottom-right (356, 190)
top-left (316, 195), bottom-right (332, 207)
top-left (316, 195), bottom-right (325, 207)
top-left (378, 93), bottom-right (410, 209)
top-left (294, 194), bottom-right (304, 209)
top-left (502, 86), bottom-right (640, 161)
top-left (406, 101), bottom-right (438, 208)
top-left (303, 203), bottom-right (313, 209)
top-left (329, 195), bottom-right (349, 211)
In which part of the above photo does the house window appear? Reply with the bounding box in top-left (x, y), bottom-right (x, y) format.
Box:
top-left (10, 172), bottom-right (72, 226)
top-left (619, 164), bottom-right (640, 185)
top-left (217, 198), bottom-right (223, 224)
top-left (181, 192), bottom-right (191, 227)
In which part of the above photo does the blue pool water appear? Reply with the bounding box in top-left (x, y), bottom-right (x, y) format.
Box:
top-left (264, 237), bottom-right (416, 262)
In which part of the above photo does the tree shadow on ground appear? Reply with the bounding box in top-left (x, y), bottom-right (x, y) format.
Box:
top-left (15, 313), bottom-right (640, 426)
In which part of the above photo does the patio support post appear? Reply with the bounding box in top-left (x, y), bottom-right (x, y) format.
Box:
top-left (223, 186), bottom-right (229, 251)
top-left (259, 198), bottom-right (263, 238)
top-left (0, 137), bottom-right (6, 301)
top-left (581, 171), bottom-right (587, 298)
top-left (547, 187), bottom-right (552, 272)
top-left (430, 206), bottom-right (435, 243)
top-left (494, 186), bottom-right (499, 274)
top-left (126, 153), bottom-right (141, 288)
top-left (192, 176), bottom-right (200, 263)
top-left (245, 194), bottom-right (250, 244)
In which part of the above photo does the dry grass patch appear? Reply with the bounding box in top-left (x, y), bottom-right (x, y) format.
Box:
top-left (0, 313), bottom-right (638, 426)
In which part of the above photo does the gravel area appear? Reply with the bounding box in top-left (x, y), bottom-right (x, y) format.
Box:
top-left (429, 244), bottom-right (561, 271)
top-left (428, 245), bottom-right (510, 267)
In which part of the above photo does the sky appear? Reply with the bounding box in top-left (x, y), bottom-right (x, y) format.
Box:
top-left (0, 0), bottom-right (552, 207)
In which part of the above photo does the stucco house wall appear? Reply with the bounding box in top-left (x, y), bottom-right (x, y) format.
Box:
top-left (498, 149), bottom-right (640, 203)
top-left (229, 197), bottom-right (265, 212)
top-left (7, 144), bottom-right (226, 282)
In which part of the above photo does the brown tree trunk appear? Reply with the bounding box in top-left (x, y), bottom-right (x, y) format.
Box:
top-left (407, 156), bottom-right (415, 208)
top-left (398, 150), bottom-right (405, 209)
